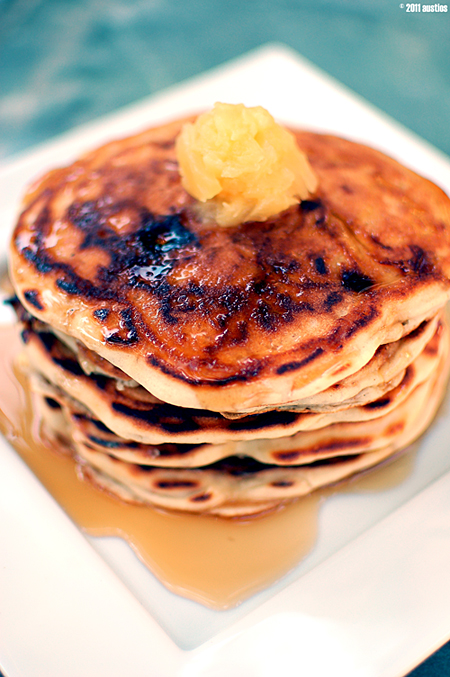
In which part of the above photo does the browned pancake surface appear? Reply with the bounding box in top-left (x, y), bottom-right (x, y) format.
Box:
top-left (9, 119), bottom-right (450, 411)
top-left (23, 314), bottom-right (444, 447)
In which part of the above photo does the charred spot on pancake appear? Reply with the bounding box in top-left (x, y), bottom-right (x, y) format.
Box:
top-left (363, 396), bottom-right (392, 410)
top-left (383, 246), bottom-right (435, 278)
top-left (226, 409), bottom-right (298, 431)
top-left (169, 289), bottom-right (199, 315)
top-left (197, 454), bottom-right (363, 477)
top-left (300, 198), bottom-right (326, 227)
top-left (111, 401), bottom-right (203, 433)
top-left (21, 244), bottom-right (53, 274)
top-left (315, 438), bottom-right (372, 453)
top-left (273, 437), bottom-right (372, 463)
top-left (56, 278), bottom-right (82, 295)
top-left (52, 353), bottom-right (85, 377)
top-left (35, 329), bottom-right (57, 352)
top-left (385, 421), bottom-right (405, 436)
top-left (16, 204), bottom-right (52, 272)
top-left (91, 374), bottom-right (109, 390)
top-left (270, 480), bottom-right (294, 487)
top-left (137, 213), bottom-right (196, 254)
top-left (370, 234), bottom-right (393, 251)
top-left (252, 299), bottom-right (277, 331)
top-left (340, 184), bottom-right (353, 194)
top-left (341, 268), bottom-right (374, 293)
top-left (150, 443), bottom-right (203, 458)
top-left (69, 200), bottom-right (100, 232)
top-left (218, 286), bottom-right (247, 316)
top-left (249, 284), bottom-right (311, 333)
top-left (424, 339), bottom-right (440, 357)
top-left (300, 199), bottom-right (323, 213)
top-left (157, 480), bottom-right (197, 489)
top-left (93, 308), bottom-right (110, 322)
top-left (314, 257), bottom-right (328, 275)
top-left (190, 493), bottom-right (212, 502)
top-left (129, 213), bottom-right (199, 285)
top-left (343, 305), bottom-right (378, 339)
top-left (23, 289), bottom-right (44, 310)
top-left (19, 215), bottom-right (122, 300)
top-left (89, 417), bottom-right (115, 433)
top-left (105, 309), bottom-right (139, 345)
top-left (88, 435), bottom-right (140, 450)
top-left (268, 257), bottom-right (300, 279)
top-left (152, 282), bottom-right (181, 326)
top-left (277, 347), bottom-right (324, 375)
top-left (210, 456), bottom-right (271, 476)
top-left (273, 450), bottom-right (301, 462)
top-left (69, 199), bottom-right (138, 250)
top-left (147, 352), bottom-right (262, 385)
top-left (408, 245), bottom-right (433, 276)
top-left (406, 319), bottom-right (428, 341)
top-left (234, 320), bottom-right (249, 343)
top-left (400, 364), bottom-right (414, 386)
top-left (66, 202), bottom-right (200, 290)
top-left (44, 397), bottom-right (61, 410)
top-left (56, 267), bottom-right (114, 300)
top-left (109, 399), bottom-right (298, 436)
top-left (17, 298), bottom-right (37, 324)
top-left (324, 291), bottom-right (343, 311)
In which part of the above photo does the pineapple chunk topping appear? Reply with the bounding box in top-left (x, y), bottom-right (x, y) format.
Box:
top-left (175, 102), bottom-right (318, 226)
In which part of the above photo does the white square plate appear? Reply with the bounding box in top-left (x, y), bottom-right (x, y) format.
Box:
top-left (2, 44), bottom-right (450, 677)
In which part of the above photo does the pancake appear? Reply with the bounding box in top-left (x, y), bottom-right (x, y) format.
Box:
top-left (24, 314), bottom-right (445, 446)
top-left (223, 313), bottom-right (441, 416)
top-left (8, 109), bottom-right (450, 517)
top-left (9, 119), bottom-right (450, 413)
top-left (77, 447), bottom-right (407, 517)
top-left (20, 305), bottom-right (440, 417)
top-left (33, 323), bottom-right (449, 516)
top-left (33, 316), bottom-right (448, 470)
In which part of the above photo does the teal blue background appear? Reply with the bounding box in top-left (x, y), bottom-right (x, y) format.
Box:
top-left (0, 1), bottom-right (450, 674)
top-left (0, 0), bottom-right (450, 160)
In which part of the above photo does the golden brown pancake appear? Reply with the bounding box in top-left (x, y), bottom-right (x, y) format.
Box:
top-left (23, 314), bottom-right (445, 446)
top-left (33, 322), bottom-right (449, 516)
top-left (9, 113), bottom-right (450, 516)
top-left (32, 317), bottom-right (448, 469)
top-left (9, 119), bottom-right (450, 413)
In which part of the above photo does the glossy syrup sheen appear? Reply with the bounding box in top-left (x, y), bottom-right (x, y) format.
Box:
top-left (0, 324), bottom-right (415, 609)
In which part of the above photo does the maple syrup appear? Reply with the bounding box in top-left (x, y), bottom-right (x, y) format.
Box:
top-left (0, 324), bottom-right (414, 609)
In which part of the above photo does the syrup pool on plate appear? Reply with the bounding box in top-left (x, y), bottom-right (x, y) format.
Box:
top-left (0, 324), bottom-right (415, 609)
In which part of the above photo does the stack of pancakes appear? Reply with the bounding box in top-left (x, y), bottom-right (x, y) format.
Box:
top-left (9, 118), bottom-right (450, 516)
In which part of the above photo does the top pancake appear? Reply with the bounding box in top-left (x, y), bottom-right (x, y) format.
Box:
top-left (9, 118), bottom-right (450, 412)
